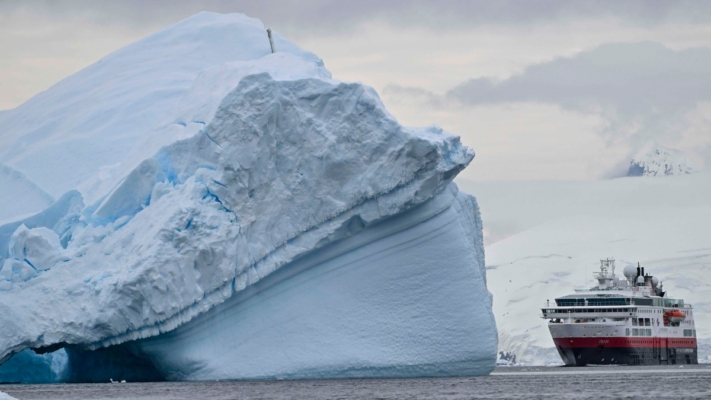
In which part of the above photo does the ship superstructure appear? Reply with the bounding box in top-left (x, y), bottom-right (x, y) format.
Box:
top-left (542, 259), bottom-right (697, 366)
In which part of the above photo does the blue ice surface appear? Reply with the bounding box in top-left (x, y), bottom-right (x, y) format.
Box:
top-left (134, 188), bottom-right (495, 380)
top-left (0, 190), bottom-right (82, 263)
top-left (0, 349), bottom-right (67, 384)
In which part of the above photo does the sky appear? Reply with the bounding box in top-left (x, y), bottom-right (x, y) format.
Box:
top-left (2, 0), bottom-right (711, 182)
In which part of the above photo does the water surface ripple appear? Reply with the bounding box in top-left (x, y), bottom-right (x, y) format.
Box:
top-left (4, 365), bottom-right (711, 399)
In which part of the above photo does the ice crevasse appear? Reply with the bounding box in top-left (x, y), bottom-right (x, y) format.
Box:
top-left (0, 12), bottom-right (496, 382)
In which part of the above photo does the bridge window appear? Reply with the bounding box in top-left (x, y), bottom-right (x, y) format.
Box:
top-left (556, 298), bottom-right (629, 307)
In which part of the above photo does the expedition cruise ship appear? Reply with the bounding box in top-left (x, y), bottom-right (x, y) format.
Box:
top-left (542, 259), bottom-right (697, 366)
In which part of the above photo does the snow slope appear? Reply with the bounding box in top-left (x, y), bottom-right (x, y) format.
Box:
top-left (458, 172), bottom-right (711, 364)
top-left (0, 391), bottom-right (17, 400)
top-left (0, 13), bottom-right (495, 381)
top-left (0, 164), bottom-right (54, 223)
top-left (0, 12), bottom-right (317, 199)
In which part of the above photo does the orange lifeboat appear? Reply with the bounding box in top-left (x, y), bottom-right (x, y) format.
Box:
top-left (664, 310), bottom-right (686, 325)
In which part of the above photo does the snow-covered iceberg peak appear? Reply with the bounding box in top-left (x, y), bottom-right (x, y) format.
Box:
top-left (627, 143), bottom-right (696, 177)
top-left (0, 12), bottom-right (320, 200)
top-left (0, 12), bottom-right (495, 381)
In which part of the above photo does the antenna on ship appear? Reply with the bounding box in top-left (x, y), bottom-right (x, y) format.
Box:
top-left (595, 258), bottom-right (616, 289)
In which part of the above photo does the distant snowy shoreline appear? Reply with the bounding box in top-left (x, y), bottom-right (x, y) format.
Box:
top-left (458, 171), bottom-right (711, 365)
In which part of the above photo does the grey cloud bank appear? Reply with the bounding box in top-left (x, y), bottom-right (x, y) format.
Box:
top-left (448, 42), bottom-right (711, 114)
top-left (443, 42), bottom-right (711, 162)
top-left (5, 0), bottom-right (711, 32)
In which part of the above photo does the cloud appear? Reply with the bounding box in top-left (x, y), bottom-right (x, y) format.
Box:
top-left (4, 0), bottom-right (711, 34)
top-left (446, 42), bottom-right (711, 149)
top-left (383, 85), bottom-right (446, 108)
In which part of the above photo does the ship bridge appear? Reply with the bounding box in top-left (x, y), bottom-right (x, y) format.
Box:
top-left (553, 294), bottom-right (685, 308)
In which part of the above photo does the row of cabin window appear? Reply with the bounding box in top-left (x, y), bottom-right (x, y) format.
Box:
top-left (633, 318), bottom-right (655, 326)
top-left (556, 299), bottom-right (685, 307)
top-left (543, 308), bottom-right (632, 314)
top-left (642, 308), bottom-right (694, 315)
top-left (556, 299), bottom-right (629, 306)
top-left (627, 328), bottom-right (696, 337)
top-left (627, 328), bottom-right (652, 336)
top-left (547, 308), bottom-right (689, 316)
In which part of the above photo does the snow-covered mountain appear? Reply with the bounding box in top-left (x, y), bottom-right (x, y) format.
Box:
top-left (458, 172), bottom-right (711, 365)
top-left (627, 143), bottom-right (696, 177)
top-left (0, 13), bottom-right (495, 382)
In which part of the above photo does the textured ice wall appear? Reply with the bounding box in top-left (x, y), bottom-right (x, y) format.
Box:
top-left (0, 12), bottom-right (495, 380)
top-left (0, 349), bottom-right (67, 384)
top-left (133, 185), bottom-right (495, 380)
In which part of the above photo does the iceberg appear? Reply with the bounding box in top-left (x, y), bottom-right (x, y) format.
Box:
top-left (0, 12), bottom-right (496, 381)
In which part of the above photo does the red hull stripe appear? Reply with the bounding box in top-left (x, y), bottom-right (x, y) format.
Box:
top-left (553, 337), bottom-right (697, 349)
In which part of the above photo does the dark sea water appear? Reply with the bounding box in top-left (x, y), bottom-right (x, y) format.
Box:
top-left (3, 365), bottom-right (711, 400)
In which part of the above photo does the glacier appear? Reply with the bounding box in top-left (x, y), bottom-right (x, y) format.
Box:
top-left (458, 172), bottom-right (711, 365)
top-left (0, 12), bottom-right (496, 381)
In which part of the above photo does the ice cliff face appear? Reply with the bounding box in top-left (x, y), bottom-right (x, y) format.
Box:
top-left (627, 143), bottom-right (695, 177)
top-left (0, 13), bottom-right (496, 381)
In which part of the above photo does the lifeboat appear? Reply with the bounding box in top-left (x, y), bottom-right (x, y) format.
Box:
top-left (664, 310), bottom-right (686, 325)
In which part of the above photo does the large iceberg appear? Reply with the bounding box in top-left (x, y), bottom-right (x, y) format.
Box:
top-left (0, 12), bottom-right (496, 381)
